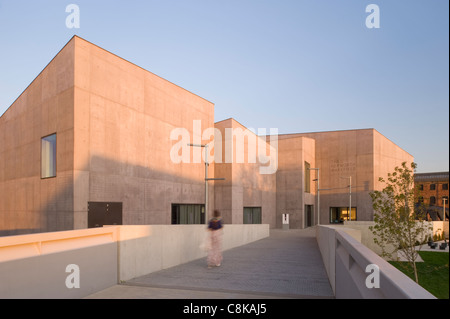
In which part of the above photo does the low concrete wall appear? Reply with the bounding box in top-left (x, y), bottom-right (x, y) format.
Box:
top-left (117, 224), bottom-right (270, 281)
top-left (316, 225), bottom-right (361, 294)
top-left (0, 227), bottom-right (118, 299)
top-left (431, 221), bottom-right (449, 238)
top-left (342, 221), bottom-right (446, 259)
top-left (0, 224), bottom-right (269, 298)
top-left (316, 225), bottom-right (436, 299)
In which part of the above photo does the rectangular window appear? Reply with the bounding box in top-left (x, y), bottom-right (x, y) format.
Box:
top-left (430, 184), bottom-right (436, 190)
top-left (305, 161), bottom-right (311, 193)
top-left (41, 134), bottom-right (56, 178)
top-left (419, 184), bottom-right (424, 191)
top-left (443, 183), bottom-right (448, 191)
top-left (330, 207), bottom-right (357, 223)
top-left (171, 204), bottom-right (205, 224)
top-left (430, 196), bottom-right (436, 205)
top-left (243, 207), bottom-right (262, 224)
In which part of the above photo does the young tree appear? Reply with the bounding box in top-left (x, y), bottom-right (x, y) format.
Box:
top-left (369, 162), bottom-right (431, 284)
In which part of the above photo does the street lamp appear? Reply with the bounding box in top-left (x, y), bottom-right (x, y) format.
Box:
top-left (340, 176), bottom-right (352, 222)
top-left (188, 143), bottom-right (225, 224)
top-left (443, 197), bottom-right (447, 223)
top-left (308, 168), bottom-right (320, 226)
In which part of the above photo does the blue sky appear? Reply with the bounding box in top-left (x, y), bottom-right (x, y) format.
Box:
top-left (0, 0), bottom-right (448, 173)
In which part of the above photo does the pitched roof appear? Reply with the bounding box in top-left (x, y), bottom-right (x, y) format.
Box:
top-left (414, 172), bottom-right (449, 182)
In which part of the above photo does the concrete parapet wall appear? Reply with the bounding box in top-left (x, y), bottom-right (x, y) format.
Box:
top-left (316, 225), bottom-right (436, 299)
top-left (0, 227), bottom-right (118, 298)
top-left (0, 224), bottom-right (269, 298)
top-left (342, 221), bottom-right (447, 259)
top-left (117, 224), bottom-right (270, 281)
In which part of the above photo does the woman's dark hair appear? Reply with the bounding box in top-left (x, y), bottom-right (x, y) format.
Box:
top-left (213, 210), bottom-right (220, 218)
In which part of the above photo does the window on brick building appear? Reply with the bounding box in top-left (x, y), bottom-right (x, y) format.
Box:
top-left (443, 183), bottom-right (448, 190)
top-left (430, 184), bottom-right (436, 190)
top-left (430, 196), bottom-right (436, 205)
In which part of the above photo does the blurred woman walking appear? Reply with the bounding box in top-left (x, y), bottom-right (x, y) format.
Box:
top-left (207, 210), bottom-right (224, 268)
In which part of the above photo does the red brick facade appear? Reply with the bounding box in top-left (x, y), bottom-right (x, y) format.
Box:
top-left (415, 172), bottom-right (449, 221)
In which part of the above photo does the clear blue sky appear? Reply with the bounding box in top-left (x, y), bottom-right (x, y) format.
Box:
top-left (0, 0), bottom-right (448, 173)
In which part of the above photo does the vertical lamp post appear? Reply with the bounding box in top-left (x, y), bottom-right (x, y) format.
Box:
top-left (308, 168), bottom-right (320, 226)
top-left (444, 198), bottom-right (448, 243)
top-left (188, 143), bottom-right (209, 224)
top-left (188, 143), bottom-right (225, 224)
top-left (443, 197), bottom-right (447, 222)
top-left (341, 176), bottom-right (352, 222)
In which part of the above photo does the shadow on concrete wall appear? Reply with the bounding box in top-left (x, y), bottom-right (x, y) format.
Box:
top-left (2, 153), bottom-right (277, 236)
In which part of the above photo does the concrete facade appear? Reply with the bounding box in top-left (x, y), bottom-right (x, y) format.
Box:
top-left (276, 130), bottom-right (414, 226)
top-left (0, 36), bottom-right (414, 235)
top-left (0, 36), bottom-right (216, 235)
top-left (72, 36), bottom-right (215, 228)
top-left (214, 118), bottom-right (276, 227)
top-left (276, 136), bottom-right (316, 229)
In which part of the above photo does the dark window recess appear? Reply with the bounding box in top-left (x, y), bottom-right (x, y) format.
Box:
top-left (88, 202), bottom-right (123, 228)
top-left (305, 161), bottom-right (311, 193)
top-left (171, 204), bottom-right (205, 224)
top-left (430, 196), bottom-right (436, 206)
top-left (243, 207), bottom-right (262, 224)
top-left (305, 205), bottom-right (313, 227)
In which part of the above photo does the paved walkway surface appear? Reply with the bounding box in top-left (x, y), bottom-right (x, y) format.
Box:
top-left (86, 228), bottom-right (334, 299)
top-left (397, 240), bottom-right (449, 262)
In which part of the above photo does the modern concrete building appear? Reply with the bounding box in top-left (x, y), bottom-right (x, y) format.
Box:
top-left (275, 130), bottom-right (414, 229)
top-left (0, 36), bottom-right (414, 236)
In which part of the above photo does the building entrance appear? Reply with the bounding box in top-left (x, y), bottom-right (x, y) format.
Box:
top-left (305, 205), bottom-right (313, 227)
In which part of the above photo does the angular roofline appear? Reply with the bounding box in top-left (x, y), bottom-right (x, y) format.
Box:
top-left (0, 35), bottom-right (77, 120)
top-left (275, 128), bottom-right (413, 158)
top-left (72, 35), bottom-right (214, 105)
top-left (1, 35), bottom-right (214, 120)
top-left (214, 117), bottom-right (249, 129)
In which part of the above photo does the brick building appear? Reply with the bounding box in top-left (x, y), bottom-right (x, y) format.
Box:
top-left (415, 171), bottom-right (449, 221)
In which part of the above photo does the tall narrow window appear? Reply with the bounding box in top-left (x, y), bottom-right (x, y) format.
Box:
top-left (429, 196), bottom-right (436, 206)
top-left (305, 161), bottom-right (311, 193)
top-left (41, 134), bottom-right (56, 178)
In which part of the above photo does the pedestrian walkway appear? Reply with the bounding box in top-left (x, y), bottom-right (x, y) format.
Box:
top-left (86, 227), bottom-right (334, 299)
